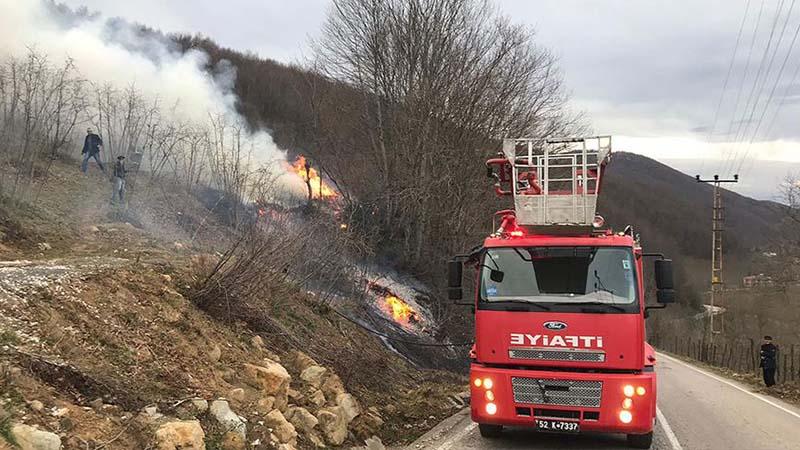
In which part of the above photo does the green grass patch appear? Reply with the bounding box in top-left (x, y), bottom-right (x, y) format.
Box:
top-left (0, 416), bottom-right (18, 448)
top-left (203, 427), bottom-right (224, 450)
top-left (0, 330), bottom-right (19, 346)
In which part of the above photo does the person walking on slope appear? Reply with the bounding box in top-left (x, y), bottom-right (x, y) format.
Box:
top-left (760, 335), bottom-right (778, 387)
top-left (111, 155), bottom-right (127, 205)
top-left (81, 128), bottom-right (106, 174)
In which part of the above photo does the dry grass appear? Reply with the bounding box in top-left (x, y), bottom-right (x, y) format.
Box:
top-left (0, 159), bottom-right (465, 448)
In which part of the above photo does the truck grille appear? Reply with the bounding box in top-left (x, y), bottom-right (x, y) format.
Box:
top-left (511, 377), bottom-right (602, 408)
top-left (509, 347), bottom-right (606, 362)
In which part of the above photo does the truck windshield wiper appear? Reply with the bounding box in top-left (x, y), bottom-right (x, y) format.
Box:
top-left (593, 270), bottom-right (614, 295)
top-left (491, 299), bottom-right (551, 311)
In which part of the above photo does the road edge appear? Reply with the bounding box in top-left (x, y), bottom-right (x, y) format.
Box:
top-left (657, 352), bottom-right (800, 419)
top-left (404, 408), bottom-right (472, 449)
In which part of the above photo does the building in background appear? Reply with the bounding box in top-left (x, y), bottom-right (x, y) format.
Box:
top-left (743, 274), bottom-right (775, 289)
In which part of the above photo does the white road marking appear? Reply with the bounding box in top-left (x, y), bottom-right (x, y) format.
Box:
top-left (656, 407), bottom-right (683, 450)
top-left (436, 422), bottom-right (477, 450)
top-left (658, 352), bottom-right (800, 420)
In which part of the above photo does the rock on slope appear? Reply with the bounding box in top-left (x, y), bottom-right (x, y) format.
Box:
top-left (0, 160), bottom-right (465, 449)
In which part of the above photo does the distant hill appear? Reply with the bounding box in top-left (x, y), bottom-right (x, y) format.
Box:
top-left (599, 152), bottom-right (786, 305)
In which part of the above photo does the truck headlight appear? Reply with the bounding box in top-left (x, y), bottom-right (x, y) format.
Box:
top-left (619, 410), bottom-right (633, 424)
top-left (623, 385), bottom-right (635, 397)
top-left (486, 403), bottom-right (497, 415)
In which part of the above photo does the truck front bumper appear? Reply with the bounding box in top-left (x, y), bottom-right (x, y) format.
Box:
top-left (470, 363), bottom-right (656, 434)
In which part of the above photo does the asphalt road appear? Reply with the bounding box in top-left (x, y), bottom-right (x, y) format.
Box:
top-left (407, 353), bottom-right (800, 450)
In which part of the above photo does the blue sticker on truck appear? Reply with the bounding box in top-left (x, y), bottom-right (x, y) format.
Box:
top-left (486, 286), bottom-right (498, 296)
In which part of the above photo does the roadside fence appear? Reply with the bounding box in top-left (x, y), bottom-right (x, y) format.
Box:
top-left (652, 335), bottom-right (800, 384)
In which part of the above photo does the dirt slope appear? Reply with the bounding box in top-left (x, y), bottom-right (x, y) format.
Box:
top-left (0, 159), bottom-right (465, 449)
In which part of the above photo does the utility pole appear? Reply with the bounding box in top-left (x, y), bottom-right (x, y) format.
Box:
top-left (696, 174), bottom-right (738, 339)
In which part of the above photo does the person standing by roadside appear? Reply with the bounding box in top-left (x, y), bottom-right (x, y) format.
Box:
top-left (81, 128), bottom-right (106, 174)
top-left (111, 155), bottom-right (127, 205)
top-left (760, 335), bottom-right (778, 387)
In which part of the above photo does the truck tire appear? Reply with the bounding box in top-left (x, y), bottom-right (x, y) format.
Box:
top-left (626, 431), bottom-right (653, 449)
top-left (478, 424), bottom-right (503, 438)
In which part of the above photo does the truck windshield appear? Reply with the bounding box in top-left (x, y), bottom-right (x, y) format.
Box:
top-left (480, 247), bottom-right (637, 306)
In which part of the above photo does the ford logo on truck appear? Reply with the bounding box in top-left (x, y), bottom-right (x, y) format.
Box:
top-left (543, 321), bottom-right (567, 330)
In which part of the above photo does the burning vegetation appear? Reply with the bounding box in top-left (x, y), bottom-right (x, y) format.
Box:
top-left (368, 281), bottom-right (421, 328)
top-left (290, 155), bottom-right (338, 200)
top-left (384, 295), bottom-right (419, 325)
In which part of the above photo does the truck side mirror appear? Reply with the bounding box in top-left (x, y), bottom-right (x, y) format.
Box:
top-left (448, 260), bottom-right (463, 301)
top-left (654, 259), bottom-right (675, 304)
top-left (656, 289), bottom-right (675, 304)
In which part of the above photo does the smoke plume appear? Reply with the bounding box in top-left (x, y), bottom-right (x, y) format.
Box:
top-left (0, 0), bottom-right (308, 199)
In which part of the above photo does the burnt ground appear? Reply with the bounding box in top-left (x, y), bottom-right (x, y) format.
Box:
top-left (0, 159), bottom-right (467, 449)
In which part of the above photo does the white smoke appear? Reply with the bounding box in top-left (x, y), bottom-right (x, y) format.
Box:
top-left (0, 0), bottom-right (308, 199)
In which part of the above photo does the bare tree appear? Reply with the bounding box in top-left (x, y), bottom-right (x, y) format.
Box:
top-left (0, 48), bottom-right (285, 221)
top-left (0, 50), bottom-right (86, 201)
top-left (779, 174), bottom-right (800, 224)
top-left (773, 174), bottom-right (800, 282)
top-left (312, 0), bottom-right (585, 271)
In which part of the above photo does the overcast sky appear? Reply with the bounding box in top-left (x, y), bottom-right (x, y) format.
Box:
top-left (61, 0), bottom-right (800, 199)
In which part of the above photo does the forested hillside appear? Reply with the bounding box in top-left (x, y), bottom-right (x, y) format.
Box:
top-left (601, 152), bottom-right (786, 307)
top-left (173, 36), bottom-right (790, 311)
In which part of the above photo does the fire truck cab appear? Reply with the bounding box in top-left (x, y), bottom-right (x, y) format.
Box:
top-left (448, 136), bottom-right (675, 449)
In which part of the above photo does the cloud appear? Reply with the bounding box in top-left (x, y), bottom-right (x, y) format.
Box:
top-left (59, 0), bottom-right (329, 64)
top-left (505, 0), bottom-right (800, 148)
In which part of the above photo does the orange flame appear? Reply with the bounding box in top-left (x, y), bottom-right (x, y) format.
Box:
top-left (383, 295), bottom-right (419, 325)
top-left (290, 155), bottom-right (338, 199)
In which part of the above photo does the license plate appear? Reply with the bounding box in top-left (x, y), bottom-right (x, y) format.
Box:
top-left (535, 418), bottom-right (580, 433)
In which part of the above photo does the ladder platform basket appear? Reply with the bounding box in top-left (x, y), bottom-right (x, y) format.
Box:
top-left (486, 136), bottom-right (612, 226)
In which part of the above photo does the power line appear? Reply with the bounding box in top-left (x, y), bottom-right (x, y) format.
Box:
top-left (703, 0), bottom-right (752, 174)
top-left (726, 0), bottom-right (785, 175)
top-left (738, 1), bottom-right (800, 175)
top-left (731, 0), bottom-right (785, 145)
top-left (756, 37), bottom-right (800, 155)
top-left (731, 0), bottom-right (797, 174)
top-left (720, 0), bottom-right (767, 175)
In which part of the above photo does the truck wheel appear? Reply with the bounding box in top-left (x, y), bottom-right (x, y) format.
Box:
top-left (478, 424), bottom-right (503, 438)
top-left (626, 431), bottom-right (653, 449)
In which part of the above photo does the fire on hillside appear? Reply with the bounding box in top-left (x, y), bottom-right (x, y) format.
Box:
top-left (383, 294), bottom-right (420, 325)
top-left (367, 281), bottom-right (425, 330)
top-left (289, 155), bottom-right (338, 200)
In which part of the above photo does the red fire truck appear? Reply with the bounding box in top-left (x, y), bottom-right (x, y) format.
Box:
top-left (448, 136), bottom-right (675, 449)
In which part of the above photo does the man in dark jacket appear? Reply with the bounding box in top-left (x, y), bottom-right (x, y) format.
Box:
top-left (760, 335), bottom-right (778, 387)
top-left (81, 128), bottom-right (106, 174)
top-left (111, 155), bottom-right (127, 205)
